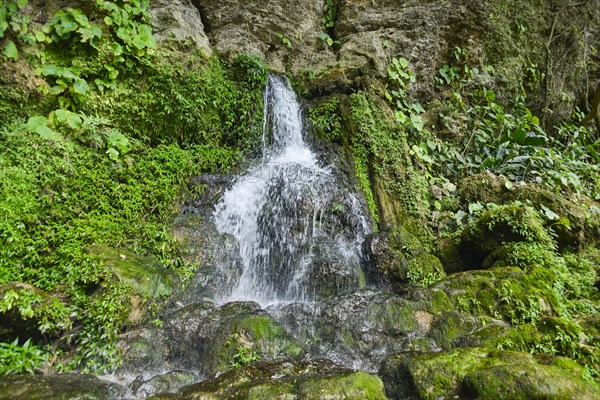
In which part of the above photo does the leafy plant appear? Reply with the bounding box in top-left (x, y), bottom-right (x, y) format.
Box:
top-left (275, 32), bottom-right (292, 48)
top-left (319, 0), bottom-right (336, 46)
top-left (0, 0), bottom-right (32, 60)
top-left (0, 339), bottom-right (48, 375)
top-left (227, 333), bottom-right (260, 369)
top-left (38, 8), bottom-right (103, 46)
top-left (309, 97), bottom-right (342, 142)
top-left (40, 65), bottom-right (90, 110)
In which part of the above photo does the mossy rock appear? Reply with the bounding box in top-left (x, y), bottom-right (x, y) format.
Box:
top-left (506, 185), bottom-right (588, 249)
top-left (482, 242), bottom-right (558, 270)
top-left (87, 245), bottom-right (175, 299)
top-left (458, 171), bottom-right (510, 204)
top-left (163, 301), bottom-right (303, 376)
top-left (460, 357), bottom-right (598, 399)
top-left (459, 203), bottom-right (555, 268)
top-left (177, 359), bottom-right (389, 400)
top-left (0, 282), bottom-right (70, 341)
top-left (434, 266), bottom-right (560, 324)
top-left (379, 348), bottom-right (599, 400)
top-left (366, 228), bottom-right (445, 290)
top-left (0, 374), bottom-right (125, 400)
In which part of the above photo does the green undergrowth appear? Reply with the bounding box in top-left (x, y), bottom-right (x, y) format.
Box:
top-left (1, 0), bottom-right (268, 374)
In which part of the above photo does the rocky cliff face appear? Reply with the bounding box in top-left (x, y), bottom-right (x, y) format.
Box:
top-left (153, 0), bottom-right (599, 118)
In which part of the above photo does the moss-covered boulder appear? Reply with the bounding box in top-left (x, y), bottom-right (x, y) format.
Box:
top-left (0, 374), bottom-right (125, 400)
top-left (365, 228), bottom-right (446, 290)
top-left (273, 289), bottom-right (453, 370)
top-left (459, 173), bottom-right (592, 249)
top-left (434, 265), bottom-right (560, 325)
top-left (379, 348), bottom-right (599, 400)
top-left (87, 245), bottom-right (175, 299)
top-left (161, 301), bottom-right (303, 376)
top-left (459, 203), bottom-right (555, 268)
top-left (459, 171), bottom-right (510, 204)
top-left (0, 282), bottom-right (70, 341)
top-left (166, 359), bottom-right (389, 400)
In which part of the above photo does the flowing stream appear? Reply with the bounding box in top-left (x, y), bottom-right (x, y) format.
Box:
top-left (213, 75), bottom-right (371, 307)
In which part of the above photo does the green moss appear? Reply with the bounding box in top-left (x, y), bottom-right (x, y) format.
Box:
top-left (86, 245), bottom-right (174, 298)
top-left (381, 348), bottom-right (599, 400)
top-left (235, 314), bottom-right (304, 360)
top-left (299, 371), bottom-right (388, 400)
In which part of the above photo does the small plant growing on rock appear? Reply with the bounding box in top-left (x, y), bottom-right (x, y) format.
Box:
top-left (227, 333), bottom-right (260, 369)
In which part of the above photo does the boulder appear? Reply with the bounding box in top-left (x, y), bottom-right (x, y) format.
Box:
top-left (365, 229), bottom-right (445, 290)
top-left (379, 348), bottom-right (599, 400)
top-left (149, 301), bottom-right (303, 376)
top-left (272, 289), bottom-right (453, 371)
top-left (0, 374), bottom-right (125, 400)
top-left (459, 203), bottom-right (555, 268)
top-left (87, 245), bottom-right (175, 300)
top-left (170, 359), bottom-right (389, 400)
top-left (150, 0), bottom-right (212, 54)
top-left (131, 370), bottom-right (197, 398)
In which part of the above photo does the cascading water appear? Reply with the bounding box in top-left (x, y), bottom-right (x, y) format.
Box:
top-left (213, 75), bottom-right (370, 307)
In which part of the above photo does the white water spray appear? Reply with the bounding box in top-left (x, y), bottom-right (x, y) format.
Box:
top-left (213, 75), bottom-right (369, 307)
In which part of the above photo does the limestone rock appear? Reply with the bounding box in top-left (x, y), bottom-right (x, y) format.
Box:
top-left (198, 0), bottom-right (323, 61)
top-left (150, 0), bottom-right (212, 55)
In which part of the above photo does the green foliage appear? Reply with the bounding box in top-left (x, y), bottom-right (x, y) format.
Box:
top-left (40, 65), bottom-right (90, 110)
top-left (39, 8), bottom-right (103, 46)
top-left (386, 57), bottom-right (425, 134)
top-left (309, 97), bottom-right (342, 142)
top-left (226, 333), bottom-right (261, 369)
top-left (319, 0), bottom-right (336, 47)
top-left (431, 48), bottom-right (599, 200)
top-left (0, 285), bottom-right (72, 334)
top-left (0, 338), bottom-right (48, 375)
top-left (0, 0), bottom-right (32, 61)
top-left (275, 33), bottom-right (292, 48)
top-left (84, 54), bottom-right (267, 149)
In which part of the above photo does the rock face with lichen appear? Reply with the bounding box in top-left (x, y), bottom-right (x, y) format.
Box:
top-left (152, 0), bottom-right (599, 114)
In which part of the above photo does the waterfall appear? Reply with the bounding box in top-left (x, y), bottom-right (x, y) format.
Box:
top-left (213, 75), bottom-right (370, 307)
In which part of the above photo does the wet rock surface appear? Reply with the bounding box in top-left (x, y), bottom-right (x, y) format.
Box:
top-left (0, 374), bottom-right (125, 400)
top-left (159, 359), bottom-right (389, 400)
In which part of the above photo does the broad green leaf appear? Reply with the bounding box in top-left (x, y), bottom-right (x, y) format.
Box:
top-left (512, 128), bottom-right (527, 145)
top-left (3, 40), bottom-right (18, 60)
top-left (106, 147), bottom-right (120, 160)
top-left (41, 65), bottom-right (64, 76)
top-left (104, 16), bottom-right (113, 25)
top-left (523, 134), bottom-right (546, 146)
top-left (35, 31), bottom-right (47, 42)
top-left (26, 115), bottom-right (64, 142)
top-left (53, 108), bottom-right (69, 123)
top-left (73, 79), bottom-right (89, 94)
top-left (71, 9), bottom-right (88, 26)
top-left (66, 113), bottom-right (83, 129)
